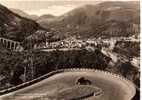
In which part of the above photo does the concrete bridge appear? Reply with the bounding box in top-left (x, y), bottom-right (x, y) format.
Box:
top-left (0, 69), bottom-right (136, 100)
top-left (0, 37), bottom-right (21, 51)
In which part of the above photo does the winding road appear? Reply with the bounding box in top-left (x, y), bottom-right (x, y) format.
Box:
top-left (0, 69), bottom-right (136, 100)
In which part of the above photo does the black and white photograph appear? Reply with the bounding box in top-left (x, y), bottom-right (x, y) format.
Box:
top-left (0, 0), bottom-right (140, 100)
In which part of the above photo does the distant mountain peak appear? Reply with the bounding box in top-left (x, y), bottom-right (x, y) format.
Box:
top-left (10, 8), bottom-right (39, 20)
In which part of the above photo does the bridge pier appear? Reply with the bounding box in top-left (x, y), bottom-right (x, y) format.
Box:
top-left (5, 40), bottom-right (9, 49)
top-left (9, 42), bottom-right (12, 49)
top-left (13, 43), bottom-right (16, 50)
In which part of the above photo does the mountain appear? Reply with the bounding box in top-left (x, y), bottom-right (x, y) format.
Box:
top-left (38, 1), bottom-right (140, 39)
top-left (10, 8), bottom-right (39, 20)
top-left (0, 1), bottom-right (139, 45)
top-left (37, 14), bottom-right (56, 20)
top-left (36, 14), bottom-right (56, 25)
top-left (0, 4), bottom-right (48, 42)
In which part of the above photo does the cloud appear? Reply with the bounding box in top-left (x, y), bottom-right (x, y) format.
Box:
top-left (25, 5), bottom-right (77, 16)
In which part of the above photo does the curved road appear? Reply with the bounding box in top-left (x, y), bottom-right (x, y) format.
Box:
top-left (0, 69), bottom-right (136, 100)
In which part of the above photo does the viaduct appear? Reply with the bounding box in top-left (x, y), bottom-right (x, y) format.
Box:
top-left (0, 37), bottom-right (21, 50)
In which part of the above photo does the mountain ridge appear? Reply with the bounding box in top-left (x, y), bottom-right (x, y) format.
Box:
top-left (38, 1), bottom-right (140, 39)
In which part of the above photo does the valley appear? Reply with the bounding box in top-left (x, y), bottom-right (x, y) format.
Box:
top-left (0, 1), bottom-right (140, 100)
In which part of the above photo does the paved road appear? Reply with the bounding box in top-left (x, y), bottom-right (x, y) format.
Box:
top-left (0, 70), bottom-right (135, 100)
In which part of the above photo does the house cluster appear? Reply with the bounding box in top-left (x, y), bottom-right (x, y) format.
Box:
top-left (33, 37), bottom-right (117, 50)
top-left (34, 37), bottom-right (87, 49)
top-left (33, 34), bottom-right (140, 53)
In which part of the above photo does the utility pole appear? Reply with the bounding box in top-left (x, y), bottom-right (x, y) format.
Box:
top-left (23, 50), bottom-right (34, 82)
top-left (23, 37), bottom-right (35, 82)
top-left (30, 50), bottom-right (34, 80)
top-left (23, 57), bottom-right (27, 82)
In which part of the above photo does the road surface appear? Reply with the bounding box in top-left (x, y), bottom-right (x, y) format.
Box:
top-left (0, 69), bottom-right (136, 100)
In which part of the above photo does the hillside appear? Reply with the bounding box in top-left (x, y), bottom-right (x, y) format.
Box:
top-left (38, 1), bottom-right (140, 39)
top-left (0, 4), bottom-right (44, 42)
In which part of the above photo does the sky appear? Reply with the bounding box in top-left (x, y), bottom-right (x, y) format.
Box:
top-left (0, 0), bottom-right (139, 16)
